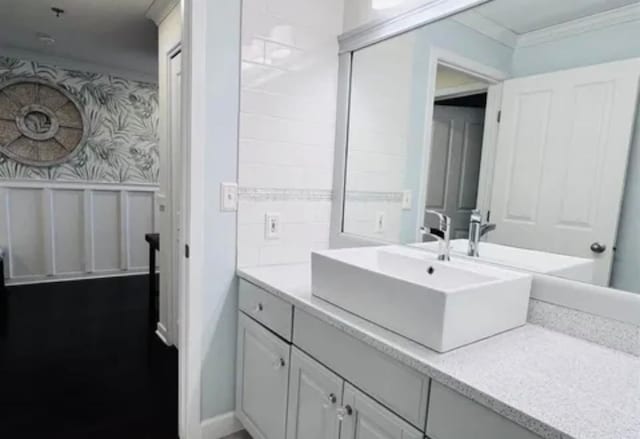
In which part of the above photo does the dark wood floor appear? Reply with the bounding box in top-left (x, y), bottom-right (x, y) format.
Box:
top-left (0, 275), bottom-right (178, 439)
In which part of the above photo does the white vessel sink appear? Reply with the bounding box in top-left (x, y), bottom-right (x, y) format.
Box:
top-left (311, 246), bottom-right (532, 352)
top-left (414, 239), bottom-right (595, 283)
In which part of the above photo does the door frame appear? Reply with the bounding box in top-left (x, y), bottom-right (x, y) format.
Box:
top-left (167, 44), bottom-right (182, 348)
top-left (415, 48), bottom-right (506, 242)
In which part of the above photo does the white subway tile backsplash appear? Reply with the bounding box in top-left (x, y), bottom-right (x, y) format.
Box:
top-left (239, 0), bottom-right (342, 267)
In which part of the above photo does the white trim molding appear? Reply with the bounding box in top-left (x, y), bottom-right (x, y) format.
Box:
top-left (338, 0), bottom-right (490, 53)
top-left (201, 412), bottom-right (244, 439)
top-left (518, 3), bottom-right (640, 47)
top-left (146, 0), bottom-right (181, 26)
top-left (452, 9), bottom-right (518, 48)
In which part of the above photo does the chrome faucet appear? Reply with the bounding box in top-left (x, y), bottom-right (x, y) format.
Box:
top-left (468, 210), bottom-right (496, 257)
top-left (420, 210), bottom-right (451, 261)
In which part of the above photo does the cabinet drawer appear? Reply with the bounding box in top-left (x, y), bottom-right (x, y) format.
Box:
top-left (293, 310), bottom-right (429, 430)
top-left (427, 381), bottom-right (541, 439)
top-left (239, 279), bottom-right (293, 341)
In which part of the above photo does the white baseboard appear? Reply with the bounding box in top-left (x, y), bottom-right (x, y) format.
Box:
top-left (156, 322), bottom-right (171, 346)
top-left (201, 412), bottom-right (243, 439)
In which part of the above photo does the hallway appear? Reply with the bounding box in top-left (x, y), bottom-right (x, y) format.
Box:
top-left (0, 275), bottom-right (177, 438)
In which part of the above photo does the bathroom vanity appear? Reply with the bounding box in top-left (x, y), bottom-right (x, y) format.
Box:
top-left (235, 263), bottom-right (640, 439)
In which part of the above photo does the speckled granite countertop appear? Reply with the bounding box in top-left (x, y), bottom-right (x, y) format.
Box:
top-left (237, 264), bottom-right (640, 439)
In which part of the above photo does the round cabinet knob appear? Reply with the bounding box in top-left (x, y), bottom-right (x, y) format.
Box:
top-left (323, 393), bottom-right (337, 410)
top-left (272, 357), bottom-right (285, 370)
top-left (590, 242), bottom-right (607, 254)
top-left (337, 405), bottom-right (353, 421)
top-left (254, 303), bottom-right (264, 313)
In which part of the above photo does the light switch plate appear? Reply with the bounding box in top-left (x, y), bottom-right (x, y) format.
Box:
top-left (402, 190), bottom-right (412, 210)
top-left (265, 212), bottom-right (281, 240)
top-left (220, 182), bottom-right (238, 212)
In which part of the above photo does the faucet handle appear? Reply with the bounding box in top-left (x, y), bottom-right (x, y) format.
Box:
top-left (470, 209), bottom-right (482, 223)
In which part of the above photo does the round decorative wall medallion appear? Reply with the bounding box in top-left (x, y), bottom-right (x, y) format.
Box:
top-left (0, 78), bottom-right (87, 167)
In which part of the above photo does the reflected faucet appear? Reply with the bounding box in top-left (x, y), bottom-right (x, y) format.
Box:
top-left (421, 210), bottom-right (451, 261)
top-left (468, 210), bottom-right (496, 257)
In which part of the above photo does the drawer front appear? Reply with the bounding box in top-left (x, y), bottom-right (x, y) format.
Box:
top-left (293, 310), bottom-right (429, 430)
top-left (236, 313), bottom-right (291, 439)
top-left (427, 381), bottom-right (541, 439)
top-left (239, 279), bottom-right (293, 341)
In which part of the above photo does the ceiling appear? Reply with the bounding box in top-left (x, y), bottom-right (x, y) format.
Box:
top-left (473, 0), bottom-right (640, 34)
top-left (0, 0), bottom-right (158, 80)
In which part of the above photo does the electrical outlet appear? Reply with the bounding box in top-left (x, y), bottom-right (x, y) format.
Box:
top-left (265, 213), bottom-right (281, 240)
top-left (220, 182), bottom-right (238, 212)
top-left (375, 211), bottom-right (385, 234)
top-left (401, 190), bottom-right (412, 210)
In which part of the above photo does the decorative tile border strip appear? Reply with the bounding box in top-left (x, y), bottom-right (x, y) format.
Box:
top-left (238, 187), bottom-right (333, 201)
top-left (345, 190), bottom-right (403, 203)
top-left (237, 188), bottom-right (404, 203)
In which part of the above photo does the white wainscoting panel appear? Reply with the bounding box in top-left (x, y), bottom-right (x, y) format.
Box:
top-left (0, 181), bottom-right (157, 285)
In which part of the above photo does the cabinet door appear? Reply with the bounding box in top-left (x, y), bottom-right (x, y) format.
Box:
top-left (287, 347), bottom-right (344, 439)
top-left (236, 313), bottom-right (290, 439)
top-left (340, 383), bottom-right (423, 439)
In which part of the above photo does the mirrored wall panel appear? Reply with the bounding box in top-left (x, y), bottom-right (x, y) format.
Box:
top-left (341, 0), bottom-right (640, 292)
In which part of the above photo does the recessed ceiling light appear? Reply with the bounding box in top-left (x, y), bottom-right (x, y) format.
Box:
top-left (372, 0), bottom-right (405, 10)
top-left (36, 32), bottom-right (56, 45)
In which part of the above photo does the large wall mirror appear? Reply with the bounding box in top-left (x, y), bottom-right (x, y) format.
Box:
top-left (336, 0), bottom-right (640, 293)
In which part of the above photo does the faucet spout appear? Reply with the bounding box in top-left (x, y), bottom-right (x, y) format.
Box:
top-left (467, 210), bottom-right (496, 257)
top-left (422, 210), bottom-right (451, 261)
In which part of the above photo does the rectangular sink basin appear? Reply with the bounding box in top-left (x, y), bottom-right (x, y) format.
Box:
top-left (414, 239), bottom-right (595, 283)
top-left (311, 246), bottom-right (532, 352)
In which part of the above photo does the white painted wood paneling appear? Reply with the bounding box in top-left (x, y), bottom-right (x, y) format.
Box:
top-left (92, 191), bottom-right (122, 272)
top-left (8, 188), bottom-right (47, 278)
top-left (52, 189), bottom-right (85, 275)
top-left (0, 181), bottom-right (157, 284)
top-left (127, 191), bottom-right (154, 270)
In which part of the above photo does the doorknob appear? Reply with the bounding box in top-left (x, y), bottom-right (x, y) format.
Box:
top-left (590, 242), bottom-right (607, 254)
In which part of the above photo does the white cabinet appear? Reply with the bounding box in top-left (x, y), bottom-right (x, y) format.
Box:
top-left (340, 383), bottom-right (423, 439)
top-left (236, 313), bottom-right (290, 439)
top-left (287, 347), bottom-right (343, 439)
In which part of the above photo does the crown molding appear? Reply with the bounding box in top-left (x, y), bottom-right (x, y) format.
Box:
top-left (146, 0), bottom-right (180, 26)
top-left (518, 3), bottom-right (640, 48)
top-left (452, 9), bottom-right (518, 48)
top-left (338, 0), bottom-right (490, 54)
top-left (0, 47), bottom-right (157, 83)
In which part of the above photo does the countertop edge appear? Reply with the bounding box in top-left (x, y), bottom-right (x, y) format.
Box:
top-left (236, 268), bottom-right (571, 439)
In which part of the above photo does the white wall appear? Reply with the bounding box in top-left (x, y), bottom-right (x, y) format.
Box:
top-left (0, 182), bottom-right (155, 284)
top-left (237, 0), bottom-right (344, 267)
top-left (157, 3), bottom-right (182, 345)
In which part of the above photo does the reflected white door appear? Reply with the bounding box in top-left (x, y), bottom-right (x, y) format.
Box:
top-left (489, 58), bottom-right (640, 285)
top-left (426, 105), bottom-right (485, 238)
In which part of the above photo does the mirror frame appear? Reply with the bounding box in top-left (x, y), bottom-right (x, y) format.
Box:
top-left (330, 0), bottom-right (502, 248)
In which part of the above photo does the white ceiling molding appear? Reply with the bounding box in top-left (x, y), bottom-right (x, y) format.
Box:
top-left (0, 47), bottom-right (158, 83)
top-left (452, 10), bottom-right (518, 48)
top-left (146, 0), bottom-right (180, 26)
top-left (518, 3), bottom-right (640, 47)
top-left (338, 0), bottom-right (491, 54)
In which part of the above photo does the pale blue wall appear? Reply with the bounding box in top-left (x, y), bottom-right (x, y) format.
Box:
top-left (199, 0), bottom-right (242, 419)
top-left (510, 22), bottom-right (640, 292)
top-left (399, 19), bottom-right (513, 241)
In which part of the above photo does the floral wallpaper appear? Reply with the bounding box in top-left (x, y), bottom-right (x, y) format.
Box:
top-left (0, 56), bottom-right (159, 184)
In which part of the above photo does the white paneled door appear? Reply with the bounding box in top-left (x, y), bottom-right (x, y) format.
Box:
top-left (426, 105), bottom-right (485, 238)
top-left (489, 58), bottom-right (640, 285)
